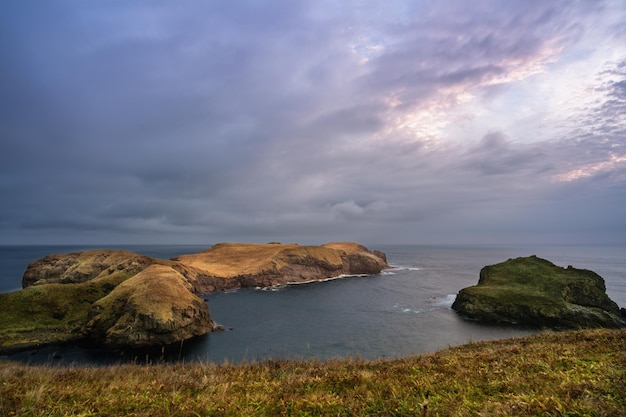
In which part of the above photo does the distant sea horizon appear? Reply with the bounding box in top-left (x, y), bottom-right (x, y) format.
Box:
top-left (1, 243), bottom-right (624, 365)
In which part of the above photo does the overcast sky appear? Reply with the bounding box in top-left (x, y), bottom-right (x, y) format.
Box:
top-left (1, 1), bottom-right (625, 246)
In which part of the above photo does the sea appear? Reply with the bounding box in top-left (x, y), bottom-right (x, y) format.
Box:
top-left (1, 244), bottom-right (624, 365)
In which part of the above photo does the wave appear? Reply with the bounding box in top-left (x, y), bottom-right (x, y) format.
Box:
top-left (387, 266), bottom-right (421, 271)
top-left (431, 294), bottom-right (457, 308)
top-left (256, 286), bottom-right (284, 292)
top-left (288, 274), bottom-right (370, 286)
top-left (393, 303), bottom-right (421, 315)
top-left (255, 273), bottom-right (371, 291)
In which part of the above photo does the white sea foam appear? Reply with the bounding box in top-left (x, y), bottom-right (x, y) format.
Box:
top-left (255, 273), bottom-right (371, 291)
top-left (255, 284), bottom-right (286, 291)
top-left (432, 294), bottom-right (457, 308)
top-left (393, 303), bottom-right (421, 315)
top-left (287, 274), bottom-right (369, 286)
top-left (388, 266), bottom-right (421, 271)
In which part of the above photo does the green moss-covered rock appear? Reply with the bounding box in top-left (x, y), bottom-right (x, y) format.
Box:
top-left (452, 256), bottom-right (624, 329)
top-left (0, 268), bottom-right (138, 352)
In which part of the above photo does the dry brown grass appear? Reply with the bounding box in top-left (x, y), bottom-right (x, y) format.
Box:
top-left (174, 243), bottom-right (349, 277)
top-left (1, 328), bottom-right (624, 416)
top-left (92, 265), bottom-right (199, 323)
top-left (175, 243), bottom-right (300, 276)
top-left (320, 242), bottom-right (368, 252)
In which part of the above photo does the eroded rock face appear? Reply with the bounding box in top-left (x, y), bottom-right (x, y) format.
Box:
top-left (452, 256), bottom-right (624, 329)
top-left (22, 250), bottom-right (157, 288)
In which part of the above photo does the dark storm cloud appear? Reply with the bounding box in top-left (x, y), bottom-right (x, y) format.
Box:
top-left (0, 0), bottom-right (625, 244)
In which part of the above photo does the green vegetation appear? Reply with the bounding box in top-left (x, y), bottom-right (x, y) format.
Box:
top-left (0, 270), bottom-right (135, 350)
top-left (1, 329), bottom-right (624, 416)
top-left (452, 256), bottom-right (624, 328)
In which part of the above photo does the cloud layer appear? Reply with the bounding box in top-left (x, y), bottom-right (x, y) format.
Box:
top-left (1, 0), bottom-right (625, 245)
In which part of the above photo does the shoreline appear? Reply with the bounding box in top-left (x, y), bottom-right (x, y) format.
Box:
top-left (254, 272), bottom-right (375, 291)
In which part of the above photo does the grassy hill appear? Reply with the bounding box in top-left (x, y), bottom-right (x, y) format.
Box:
top-left (1, 328), bottom-right (624, 416)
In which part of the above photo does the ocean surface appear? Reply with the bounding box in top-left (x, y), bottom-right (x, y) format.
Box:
top-left (1, 244), bottom-right (624, 365)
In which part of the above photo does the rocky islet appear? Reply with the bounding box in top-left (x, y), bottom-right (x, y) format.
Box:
top-left (452, 255), bottom-right (625, 329)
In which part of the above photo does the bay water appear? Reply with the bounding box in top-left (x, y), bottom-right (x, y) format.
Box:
top-left (1, 244), bottom-right (624, 365)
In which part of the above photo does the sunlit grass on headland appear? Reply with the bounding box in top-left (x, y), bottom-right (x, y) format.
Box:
top-left (1, 328), bottom-right (624, 416)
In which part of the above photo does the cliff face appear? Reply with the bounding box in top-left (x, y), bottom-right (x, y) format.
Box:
top-left (452, 256), bottom-right (624, 329)
top-left (1, 242), bottom-right (388, 353)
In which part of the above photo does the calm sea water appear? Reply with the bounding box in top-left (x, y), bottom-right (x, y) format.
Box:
top-left (1, 244), bottom-right (624, 365)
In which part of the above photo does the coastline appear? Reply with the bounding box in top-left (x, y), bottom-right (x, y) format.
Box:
top-left (2, 244), bottom-right (624, 364)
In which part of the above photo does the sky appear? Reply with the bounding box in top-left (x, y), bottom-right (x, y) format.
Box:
top-left (1, 0), bottom-right (625, 246)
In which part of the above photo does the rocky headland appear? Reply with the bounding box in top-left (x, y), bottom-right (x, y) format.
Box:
top-left (452, 255), bottom-right (624, 329)
top-left (0, 242), bottom-right (388, 353)
top-left (171, 242), bottom-right (388, 293)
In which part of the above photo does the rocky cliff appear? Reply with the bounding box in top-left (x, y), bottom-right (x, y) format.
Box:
top-left (452, 256), bottom-right (624, 329)
top-left (1, 242), bottom-right (388, 353)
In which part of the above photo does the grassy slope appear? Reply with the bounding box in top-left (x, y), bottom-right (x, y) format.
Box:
top-left (91, 265), bottom-right (199, 327)
top-left (86, 264), bottom-right (212, 346)
top-left (1, 329), bottom-right (624, 416)
top-left (0, 270), bottom-right (136, 350)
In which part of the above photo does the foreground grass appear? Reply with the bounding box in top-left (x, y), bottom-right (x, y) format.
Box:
top-left (1, 329), bottom-right (624, 416)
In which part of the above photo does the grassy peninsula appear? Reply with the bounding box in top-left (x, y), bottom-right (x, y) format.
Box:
top-left (1, 243), bottom-right (388, 353)
top-left (1, 329), bottom-right (624, 416)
